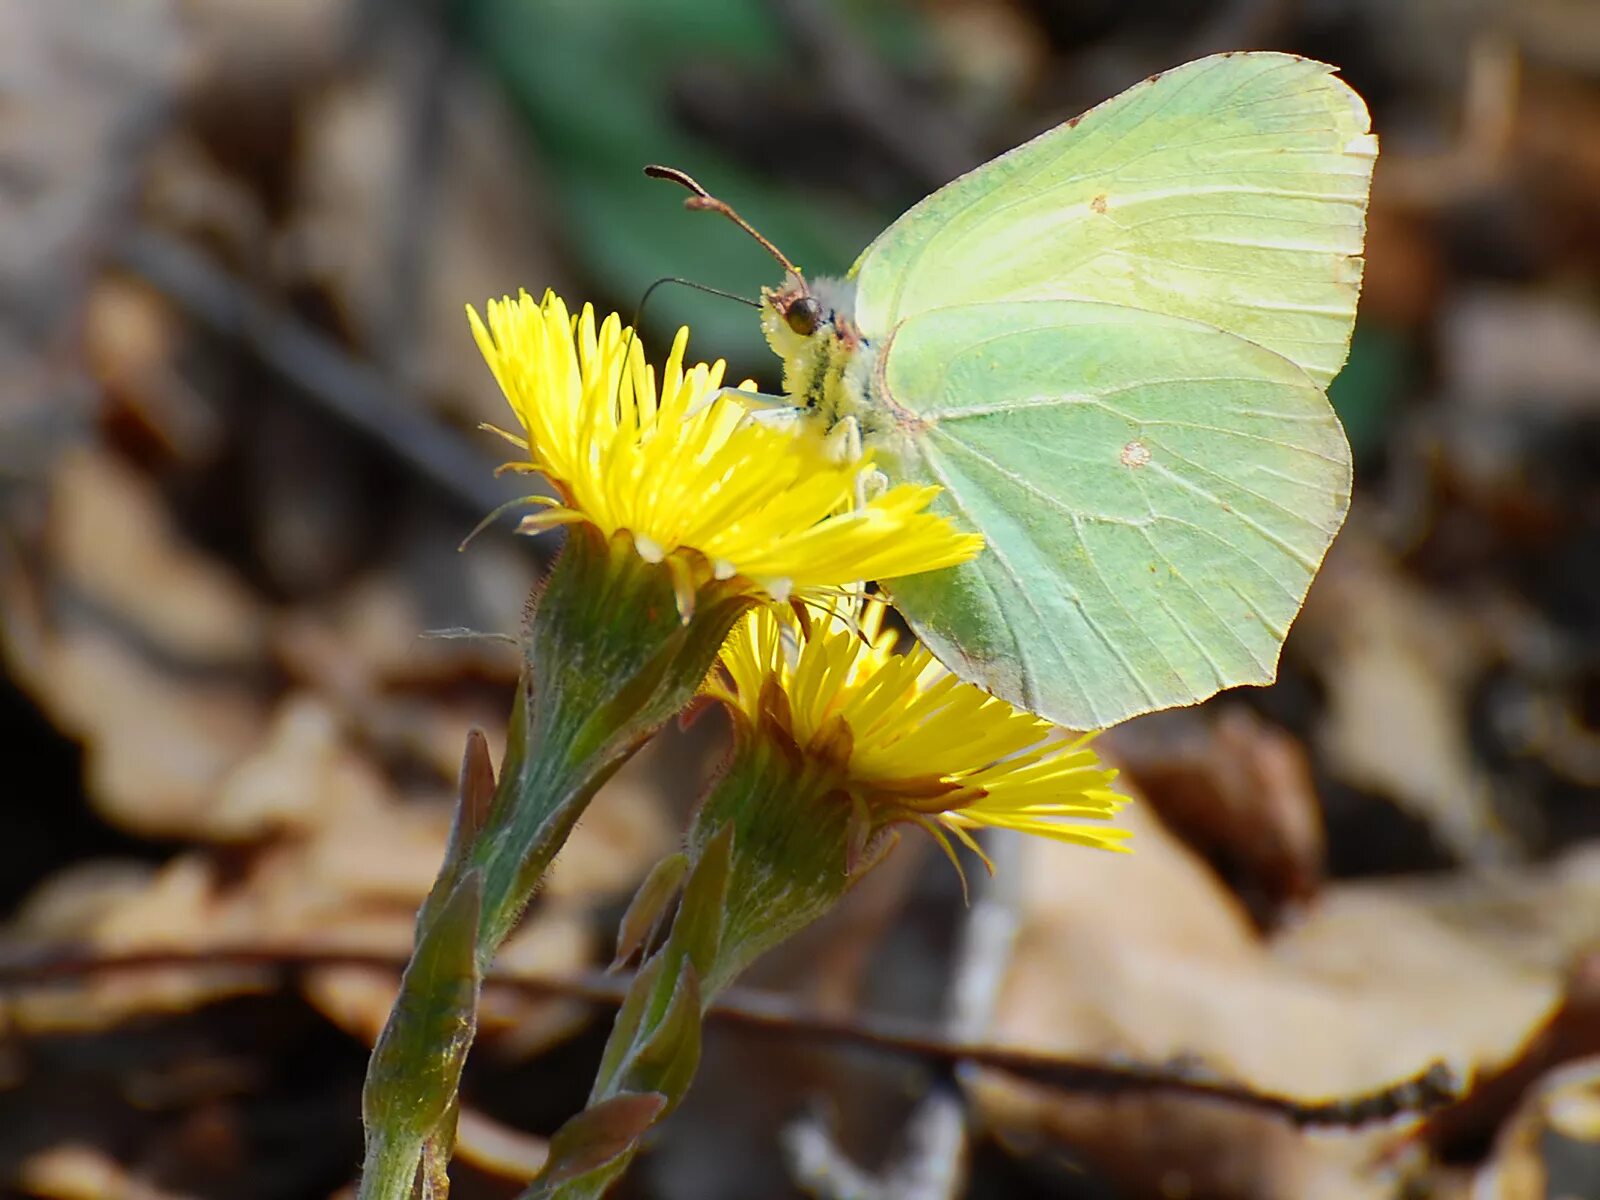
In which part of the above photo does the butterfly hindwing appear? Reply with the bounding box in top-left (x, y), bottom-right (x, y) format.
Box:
top-left (877, 300), bottom-right (1351, 730)
top-left (851, 52), bottom-right (1376, 388)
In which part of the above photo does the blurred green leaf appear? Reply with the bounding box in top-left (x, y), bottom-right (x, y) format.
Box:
top-left (1330, 322), bottom-right (1415, 462)
top-left (462, 0), bottom-right (902, 376)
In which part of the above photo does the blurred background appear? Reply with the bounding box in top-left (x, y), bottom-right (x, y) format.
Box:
top-left (3, 0), bottom-right (1600, 1197)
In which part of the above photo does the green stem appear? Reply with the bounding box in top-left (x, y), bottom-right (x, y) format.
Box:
top-left (472, 528), bottom-right (747, 959)
top-left (359, 527), bottom-right (750, 1199)
top-left (359, 1135), bottom-right (415, 1200)
top-left (526, 725), bottom-right (863, 1199)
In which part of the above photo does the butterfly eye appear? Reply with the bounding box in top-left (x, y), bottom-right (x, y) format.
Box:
top-left (785, 297), bottom-right (823, 336)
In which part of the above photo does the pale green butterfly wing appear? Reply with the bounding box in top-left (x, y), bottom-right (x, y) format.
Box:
top-left (851, 52), bottom-right (1376, 387)
top-left (877, 300), bottom-right (1351, 730)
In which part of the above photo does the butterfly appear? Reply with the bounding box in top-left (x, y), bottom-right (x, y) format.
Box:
top-left (654, 51), bottom-right (1376, 731)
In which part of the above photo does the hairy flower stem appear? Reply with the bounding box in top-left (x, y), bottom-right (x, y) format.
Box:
top-left (359, 526), bottom-right (750, 1200)
top-left (524, 726), bottom-right (869, 1199)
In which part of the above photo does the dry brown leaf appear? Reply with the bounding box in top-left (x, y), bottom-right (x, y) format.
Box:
top-left (1359, 183), bottom-right (1448, 328)
top-left (0, 0), bottom-right (184, 424)
top-left (296, 959), bottom-right (404, 1048)
top-left (1421, 946), bottom-right (1600, 1157)
top-left (279, 33), bottom-right (565, 419)
top-left (274, 571), bottom-right (521, 690)
top-left (1292, 847), bottom-right (1600, 991)
top-left (34, 629), bottom-right (265, 838)
top-left (294, 799), bottom-right (452, 915)
top-left (7, 861), bottom-right (164, 945)
top-left (489, 909), bottom-right (599, 1060)
top-left (1441, 287), bottom-right (1600, 414)
top-left (455, 1106), bottom-right (551, 1181)
top-left (48, 447), bottom-right (267, 665)
top-left (206, 694), bottom-right (387, 841)
top-left (7, 857), bottom-right (271, 1032)
top-left (83, 277), bottom-right (223, 463)
top-left (17, 1143), bottom-right (196, 1200)
top-left (970, 1074), bottom-right (1332, 1200)
top-left (179, 0), bottom-right (354, 93)
top-left (1517, 70), bottom-right (1600, 258)
top-left (5, 693), bottom-right (448, 1030)
top-left (206, 693), bottom-right (485, 877)
top-left (977, 794), bottom-right (1566, 1199)
top-left (1474, 1056), bottom-right (1600, 1199)
top-left (280, 71), bottom-right (404, 350)
top-left (1104, 705), bottom-right (1325, 920)
top-left (1297, 531), bottom-right (1514, 863)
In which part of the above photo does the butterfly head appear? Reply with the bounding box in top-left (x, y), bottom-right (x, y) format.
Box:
top-left (759, 273), bottom-right (874, 428)
top-left (643, 164), bottom-right (878, 436)
top-left (760, 273), bottom-right (857, 359)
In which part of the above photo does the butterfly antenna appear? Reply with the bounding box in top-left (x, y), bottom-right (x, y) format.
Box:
top-left (634, 276), bottom-right (760, 318)
top-left (612, 274), bottom-right (761, 418)
top-left (645, 164), bottom-right (801, 276)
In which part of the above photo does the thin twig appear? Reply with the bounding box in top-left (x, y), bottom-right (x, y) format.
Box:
top-left (782, 839), bottom-right (1018, 1200)
top-left (0, 946), bottom-right (1458, 1128)
top-left (375, 0), bottom-right (455, 374)
top-left (111, 228), bottom-right (527, 528)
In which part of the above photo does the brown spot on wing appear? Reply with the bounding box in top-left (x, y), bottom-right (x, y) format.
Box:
top-left (1091, 194), bottom-right (1108, 215)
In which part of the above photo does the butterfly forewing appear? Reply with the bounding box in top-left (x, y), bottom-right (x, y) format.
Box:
top-left (851, 52), bottom-right (1376, 388)
top-left (878, 301), bottom-right (1351, 730)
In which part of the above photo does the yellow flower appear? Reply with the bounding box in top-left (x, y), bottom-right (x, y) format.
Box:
top-left (469, 290), bottom-right (980, 607)
top-left (711, 602), bottom-right (1129, 877)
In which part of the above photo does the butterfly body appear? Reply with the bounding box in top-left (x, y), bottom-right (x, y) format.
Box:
top-left (749, 51), bottom-right (1376, 730)
top-left (759, 274), bottom-right (886, 444)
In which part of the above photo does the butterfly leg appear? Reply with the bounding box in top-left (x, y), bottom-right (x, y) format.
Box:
top-left (821, 414), bottom-right (865, 464)
top-left (819, 415), bottom-right (886, 509)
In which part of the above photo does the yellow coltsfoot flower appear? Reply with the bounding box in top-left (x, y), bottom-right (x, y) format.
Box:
top-left (711, 600), bottom-right (1129, 879)
top-left (469, 290), bottom-right (980, 612)
top-left (366, 290), bottom-right (980, 1200)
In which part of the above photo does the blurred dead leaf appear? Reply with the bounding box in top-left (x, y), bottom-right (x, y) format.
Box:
top-left (7, 858), bottom-right (268, 1032)
top-left (1442, 287), bottom-right (1600, 413)
top-left (976, 795), bottom-right (1565, 1199)
top-left (280, 24), bottom-right (565, 420)
top-left (1421, 946), bottom-right (1600, 1157)
top-left (49, 447), bottom-right (267, 666)
top-left (455, 1106), bottom-right (550, 1181)
top-left (83, 277), bottom-right (223, 464)
top-left (207, 694), bottom-right (383, 840)
top-left (1103, 706), bottom-right (1325, 921)
top-left (0, 0), bottom-right (185, 364)
top-left (1359, 187), bottom-right (1448, 328)
top-left (274, 571), bottom-right (521, 693)
top-left (18, 1143), bottom-right (195, 1200)
top-left (1297, 531), bottom-right (1515, 864)
top-left (1511, 0), bottom-right (1600, 72)
top-left (1517, 70), bottom-right (1600, 262)
top-left (1475, 1056), bottom-right (1600, 1199)
top-left (32, 630), bottom-right (265, 838)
